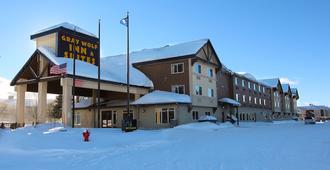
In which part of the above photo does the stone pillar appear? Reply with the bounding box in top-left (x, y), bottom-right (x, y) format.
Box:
top-left (37, 82), bottom-right (47, 123)
top-left (37, 56), bottom-right (48, 123)
top-left (61, 78), bottom-right (72, 127)
top-left (16, 84), bottom-right (27, 124)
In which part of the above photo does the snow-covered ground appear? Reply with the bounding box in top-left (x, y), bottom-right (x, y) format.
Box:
top-left (1, 121), bottom-right (330, 170)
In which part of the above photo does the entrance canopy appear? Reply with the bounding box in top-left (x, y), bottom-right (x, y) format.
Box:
top-left (218, 98), bottom-right (241, 107)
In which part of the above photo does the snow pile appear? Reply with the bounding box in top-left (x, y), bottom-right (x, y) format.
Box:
top-left (174, 122), bottom-right (220, 130)
top-left (43, 127), bottom-right (65, 134)
top-left (1, 122), bottom-right (330, 170)
top-left (198, 115), bottom-right (217, 121)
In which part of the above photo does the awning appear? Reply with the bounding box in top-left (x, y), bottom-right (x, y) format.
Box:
top-left (218, 98), bottom-right (241, 107)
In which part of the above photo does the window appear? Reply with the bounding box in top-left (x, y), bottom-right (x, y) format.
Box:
top-left (156, 108), bottom-right (175, 124)
top-left (207, 67), bottom-right (213, 77)
top-left (258, 85), bottom-right (261, 92)
top-left (123, 109), bottom-right (134, 119)
top-left (171, 63), bottom-right (184, 74)
top-left (74, 112), bottom-right (81, 126)
top-left (195, 85), bottom-right (202, 95)
top-left (259, 98), bottom-right (262, 105)
top-left (192, 111), bottom-right (199, 120)
top-left (161, 108), bottom-right (168, 123)
top-left (243, 95), bottom-right (246, 102)
top-left (242, 79), bottom-right (245, 87)
top-left (169, 108), bottom-right (175, 120)
top-left (264, 99), bottom-right (266, 106)
top-left (249, 96), bottom-right (252, 103)
top-left (208, 88), bottom-right (214, 97)
top-left (172, 85), bottom-right (185, 94)
top-left (263, 87), bottom-right (265, 93)
top-left (205, 112), bottom-right (211, 116)
top-left (194, 64), bottom-right (202, 74)
top-left (248, 82), bottom-right (251, 89)
top-left (253, 84), bottom-right (256, 91)
top-left (254, 97), bottom-right (257, 104)
top-left (235, 77), bottom-right (238, 85)
top-left (236, 94), bottom-right (239, 101)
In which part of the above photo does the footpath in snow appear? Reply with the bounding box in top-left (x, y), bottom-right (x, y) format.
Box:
top-left (0, 121), bottom-right (330, 170)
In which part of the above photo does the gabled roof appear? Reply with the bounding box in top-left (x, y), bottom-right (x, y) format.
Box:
top-left (111, 39), bottom-right (220, 65)
top-left (258, 78), bottom-right (283, 91)
top-left (131, 90), bottom-right (191, 105)
top-left (31, 22), bottom-right (97, 39)
top-left (11, 46), bottom-right (153, 88)
top-left (291, 88), bottom-right (299, 99)
top-left (281, 84), bottom-right (291, 94)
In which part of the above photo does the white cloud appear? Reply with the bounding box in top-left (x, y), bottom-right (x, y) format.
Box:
top-left (279, 77), bottom-right (299, 85)
top-left (0, 76), bottom-right (15, 99)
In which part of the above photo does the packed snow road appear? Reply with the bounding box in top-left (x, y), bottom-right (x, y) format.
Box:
top-left (0, 121), bottom-right (329, 170)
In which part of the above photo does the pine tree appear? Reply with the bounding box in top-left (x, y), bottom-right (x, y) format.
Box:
top-left (50, 94), bottom-right (62, 119)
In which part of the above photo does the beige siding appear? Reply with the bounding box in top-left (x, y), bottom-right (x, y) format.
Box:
top-left (35, 33), bottom-right (57, 52)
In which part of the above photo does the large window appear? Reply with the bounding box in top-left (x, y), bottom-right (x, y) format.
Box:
top-left (207, 67), bottom-right (213, 77)
top-left (74, 112), bottom-right (81, 126)
top-left (242, 79), bottom-right (245, 87)
top-left (192, 111), bottom-right (199, 120)
top-left (243, 95), bottom-right (246, 102)
top-left (156, 108), bottom-right (175, 124)
top-left (264, 99), bottom-right (266, 106)
top-left (194, 64), bottom-right (202, 74)
top-left (248, 82), bottom-right (251, 89)
top-left (171, 63), bottom-right (184, 74)
top-left (253, 84), bottom-right (256, 91)
top-left (172, 85), bottom-right (185, 94)
top-left (249, 96), bottom-right (252, 103)
top-left (263, 87), bottom-right (265, 93)
top-left (195, 85), bottom-right (202, 95)
top-left (208, 88), bottom-right (214, 97)
top-left (259, 98), bottom-right (262, 105)
top-left (254, 97), bottom-right (257, 104)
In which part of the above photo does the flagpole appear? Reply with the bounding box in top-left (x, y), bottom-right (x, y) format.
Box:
top-left (126, 12), bottom-right (130, 121)
top-left (72, 27), bottom-right (77, 128)
top-left (97, 19), bottom-right (101, 128)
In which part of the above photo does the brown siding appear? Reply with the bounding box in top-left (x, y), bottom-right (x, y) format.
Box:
top-left (233, 75), bottom-right (272, 110)
top-left (134, 58), bottom-right (190, 94)
top-left (217, 69), bottom-right (233, 99)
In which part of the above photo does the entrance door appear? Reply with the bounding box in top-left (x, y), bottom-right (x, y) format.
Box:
top-left (102, 111), bottom-right (112, 128)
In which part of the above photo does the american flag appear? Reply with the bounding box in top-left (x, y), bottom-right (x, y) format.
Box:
top-left (50, 63), bottom-right (67, 75)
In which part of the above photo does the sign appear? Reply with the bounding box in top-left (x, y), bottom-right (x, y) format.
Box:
top-left (57, 30), bottom-right (99, 66)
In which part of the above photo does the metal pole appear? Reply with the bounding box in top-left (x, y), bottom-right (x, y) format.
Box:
top-left (126, 12), bottom-right (130, 120)
top-left (72, 27), bottom-right (77, 128)
top-left (97, 19), bottom-right (101, 128)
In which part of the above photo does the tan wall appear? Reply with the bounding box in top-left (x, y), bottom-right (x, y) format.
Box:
top-left (35, 33), bottom-right (57, 52)
top-left (191, 61), bottom-right (218, 107)
top-left (237, 107), bottom-right (272, 122)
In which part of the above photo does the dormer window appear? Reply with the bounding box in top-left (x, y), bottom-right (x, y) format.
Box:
top-left (171, 63), bottom-right (184, 74)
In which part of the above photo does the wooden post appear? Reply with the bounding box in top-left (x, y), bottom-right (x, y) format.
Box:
top-left (37, 56), bottom-right (48, 123)
top-left (16, 84), bottom-right (27, 124)
top-left (61, 78), bottom-right (72, 127)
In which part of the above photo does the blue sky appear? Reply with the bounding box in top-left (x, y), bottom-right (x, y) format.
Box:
top-left (0, 0), bottom-right (329, 106)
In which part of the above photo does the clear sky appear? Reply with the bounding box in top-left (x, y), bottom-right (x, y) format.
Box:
top-left (0, 0), bottom-right (329, 106)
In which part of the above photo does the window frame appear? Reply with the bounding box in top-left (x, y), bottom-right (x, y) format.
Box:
top-left (172, 85), bottom-right (185, 94)
top-left (171, 63), bottom-right (184, 74)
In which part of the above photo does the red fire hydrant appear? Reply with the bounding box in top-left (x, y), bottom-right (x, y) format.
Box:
top-left (82, 129), bottom-right (90, 142)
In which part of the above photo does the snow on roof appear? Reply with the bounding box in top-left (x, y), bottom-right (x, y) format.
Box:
top-left (258, 78), bottom-right (280, 88)
top-left (282, 84), bottom-right (290, 93)
top-left (106, 39), bottom-right (209, 64)
top-left (218, 98), bottom-right (241, 107)
top-left (33, 22), bottom-right (97, 38)
top-left (131, 90), bottom-right (191, 105)
top-left (38, 46), bottom-right (153, 88)
top-left (236, 72), bottom-right (257, 81)
top-left (299, 105), bottom-right (330, 111)
top-left (75, 98), bottom-right (92, 109)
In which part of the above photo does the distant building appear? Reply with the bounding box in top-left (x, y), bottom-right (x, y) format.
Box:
top-left (298, 105), bottom-right (330, 121)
